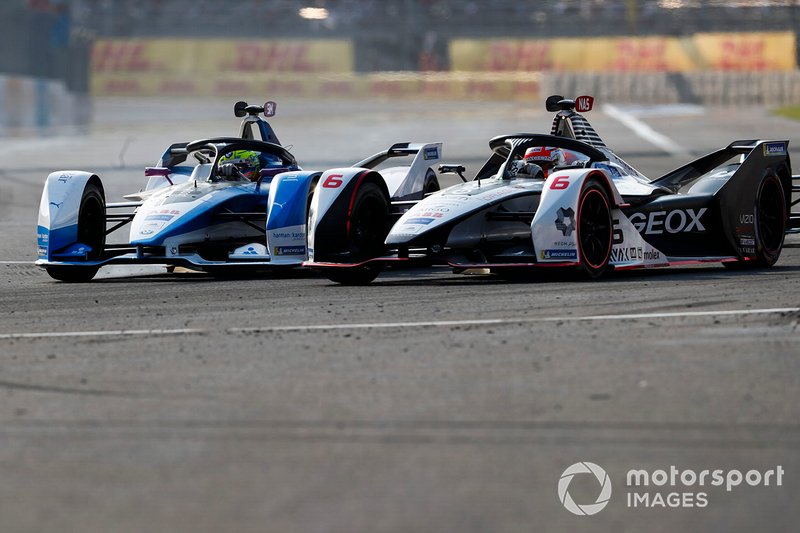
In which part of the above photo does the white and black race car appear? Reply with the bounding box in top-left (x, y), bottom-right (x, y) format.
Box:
top-left (309, 95), bottom-right (799, 284)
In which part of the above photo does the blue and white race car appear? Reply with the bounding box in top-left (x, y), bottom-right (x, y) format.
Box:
top-left (36, 101), bottom-right (442, 281)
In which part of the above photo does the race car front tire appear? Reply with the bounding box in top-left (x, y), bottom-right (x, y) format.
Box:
top-left (324, 265), bottom-right (382, 286)
top-left (46, 265), bottom-right (100, 283)
top-left (45, 182), bottom-right (105, 283)
top-left (323, 181), bottom-right (389, 285)
top-left (576, 178), bottom-right (613, 279)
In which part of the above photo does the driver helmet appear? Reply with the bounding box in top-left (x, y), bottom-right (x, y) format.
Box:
top-left (523, 146), bottom-right (565, 175)
top-left (219, 150), bottom-right (261, 181)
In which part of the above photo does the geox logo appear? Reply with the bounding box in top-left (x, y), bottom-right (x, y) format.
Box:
top-left (629, 208), bottom-right (707, 235)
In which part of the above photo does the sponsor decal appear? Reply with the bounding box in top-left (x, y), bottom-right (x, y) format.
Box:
top-left (271, 231), bottom-right (305, 241)
top-left (140, 221), bottom-right (165, 235)
top-left (404, 217), bottom-right (435, 225)
top-left (274, 245), bottom-right (306, 256)
top-left (38, 247), bottom-right (48, 257)
top-left (739, 237), bottom-right (756, 246)
top-left (611, 247), bottom-right (661, 262)
top-left (476, 189), bottom-right (511, 202)
top-left (763, 142), bottom-right (786, 156)
top-left (57, 174), bottom-right (71, 183)
top-left (423, 146), bottom-right (439, 160)
top-left (49, 201), bottom-right (64, 209)
top-left (542, 249), bottom-right (578, 260)
top-left (554, 207), bottom-right (576, 237)
top-left (739, 213), bottom-right (754, 224)
top-left (629, 208), bottom-right (706, 235)
top-left (416, 211), bottom-right (445, 219)
top-left (145, 214), bottom-right (174, 221)
top-left (575, 95), bottom-right (594, 112)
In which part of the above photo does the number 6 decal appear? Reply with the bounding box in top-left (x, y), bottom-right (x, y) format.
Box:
top-left (322, 174), bottom-right (344, 188)
top-left (550, 175), bottom-right (570, 190)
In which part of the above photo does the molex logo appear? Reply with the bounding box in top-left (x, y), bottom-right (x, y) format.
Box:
top-left (558, 462), bottom-right (612, 516)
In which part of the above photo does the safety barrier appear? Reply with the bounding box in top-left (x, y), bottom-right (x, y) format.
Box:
top-left (91, 71), bottom-right (542, 100)
top-left (540, 71), bottom-right (800, 106)
top-left (0, 74), bottom-right (90, 135)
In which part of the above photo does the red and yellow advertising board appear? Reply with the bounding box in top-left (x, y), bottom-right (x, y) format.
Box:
top-left (451, 32), bottom-right (795, 72)
top-left (92, 39), bottom-right (354, 74)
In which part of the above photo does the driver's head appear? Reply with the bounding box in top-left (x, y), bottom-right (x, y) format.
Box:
top-left (524, 146), bottom-right (565, 173)
top-left (219, 150), bottom-right (261, 180)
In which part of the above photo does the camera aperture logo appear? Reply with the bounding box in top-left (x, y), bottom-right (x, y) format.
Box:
top-left (558, 462), bottom-right (612, 516)
top-left (558, 462), bottom-right (784, 515)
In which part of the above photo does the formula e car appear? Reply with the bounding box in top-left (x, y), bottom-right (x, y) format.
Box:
top-left (310, 95), bottom-right (799, 284)
top-left (36, 101), bottom-right (441, 281)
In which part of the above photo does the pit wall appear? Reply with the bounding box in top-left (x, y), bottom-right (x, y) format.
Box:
top-left (0, 74), bottom-right (90, 135)
top-left (90, 32), bottom-right (800, 105)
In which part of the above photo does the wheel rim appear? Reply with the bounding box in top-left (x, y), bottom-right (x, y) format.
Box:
top-left (757, 176), bottom-right (785, 255)
top-left (578, 188), bottom-right (611, 269)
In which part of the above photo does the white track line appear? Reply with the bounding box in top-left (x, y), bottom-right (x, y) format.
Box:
top-left (0, 328), bottom-right (203, 340)
top-left (230, 307), bottom-right (799, 333)
top-left (1, 308), bottom-right (796, 339)
top-left (603, 104), bottom-right (692, 159)
top-left (0, 261), bottom-right (35, 265)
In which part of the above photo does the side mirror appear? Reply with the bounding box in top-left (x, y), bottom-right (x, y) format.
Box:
top-left (234, 101), bottom-right (248, 118)
top-left (545, 94), bottom-right (565, 112)
top-left (438, 164), bottom-right (467, 182)
top-left (145, 167), bottom-right (171, 178)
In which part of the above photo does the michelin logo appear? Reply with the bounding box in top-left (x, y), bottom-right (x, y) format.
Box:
top-left (542, 249), bottom-right (578, 260)
top-left (274, 246), bottom-right (306, 256)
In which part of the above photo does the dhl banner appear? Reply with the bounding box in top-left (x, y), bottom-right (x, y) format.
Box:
top-left (91, 72), bottom-right (541, 100)
top-left (92, 39), bottom-right (354, 74)
top-left (451, 32), bottom-right (795, 72)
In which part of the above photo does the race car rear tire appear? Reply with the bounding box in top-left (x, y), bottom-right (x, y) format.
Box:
top-left (724, 172), bottom-right (786, 269)
top-left (45, 182), bottom-right (105, 283)
top-left (423, 169), bottom-right (440, 195)
top-left (577, 178), bottom-right (613, 279)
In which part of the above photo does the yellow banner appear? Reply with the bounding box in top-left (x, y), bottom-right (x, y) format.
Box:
top-left (693, 32), bottom-right (796, 71)
top-left (451, 32), bottom-right (795, 72)
top-left (91, 39), bottom-right (353, 74)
